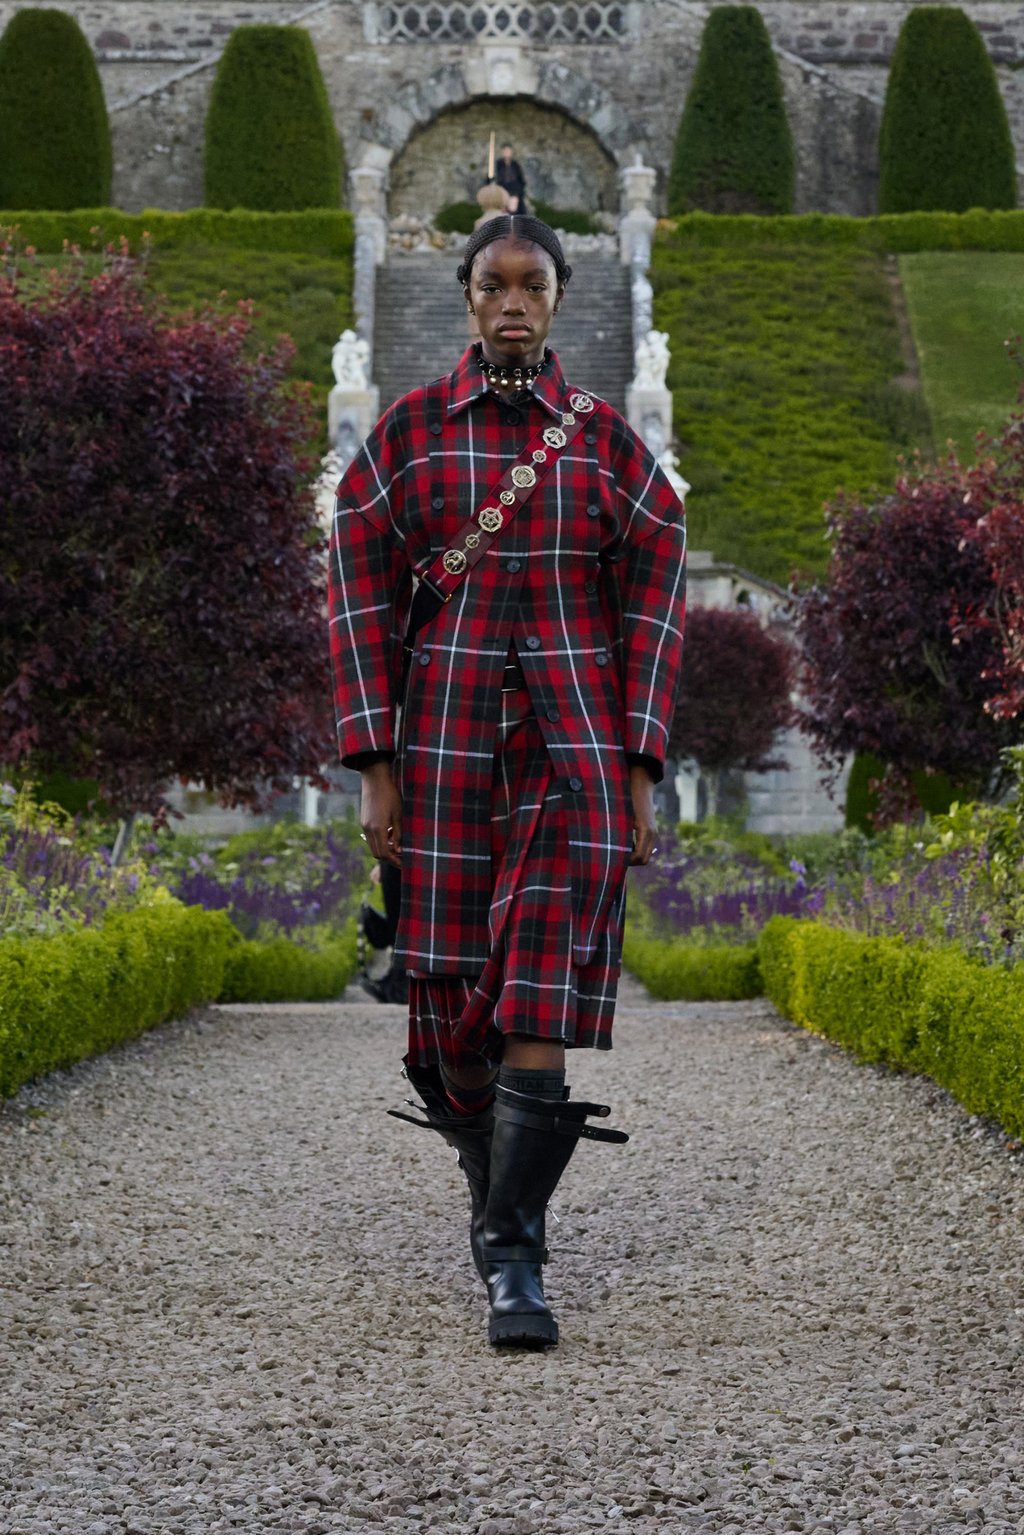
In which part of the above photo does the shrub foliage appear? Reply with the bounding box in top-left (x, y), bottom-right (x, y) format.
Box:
top-left (669, 606), bottom-right (794, 774)
top-left (668, 6), bottom-right (793, 216)
top-left (879, 7), bottom-right (1016, 214)
top-left (205, 26), bottom-right (341, 211)
top-left (0, 9), bottom-right (112, 209)
top-left (0, 247), bottom-right (334, 815)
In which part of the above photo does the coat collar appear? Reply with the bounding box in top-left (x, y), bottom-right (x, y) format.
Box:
top-left (446, 345), bottom-right (569, 422)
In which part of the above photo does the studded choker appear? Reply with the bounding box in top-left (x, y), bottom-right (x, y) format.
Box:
top-left (479, 349), bottom-right (548, 391)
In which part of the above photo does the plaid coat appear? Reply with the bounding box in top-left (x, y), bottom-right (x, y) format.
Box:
top-left (328, 346), bottom-right (686, 976)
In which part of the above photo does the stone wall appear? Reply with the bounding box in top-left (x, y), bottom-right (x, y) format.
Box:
top-left (0, 0), bottom-right (1021, 217)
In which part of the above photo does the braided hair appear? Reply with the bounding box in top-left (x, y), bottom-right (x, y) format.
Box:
top-left (456, 214), bottom-right (573, 290)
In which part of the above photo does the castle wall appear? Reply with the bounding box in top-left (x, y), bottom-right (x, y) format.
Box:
top-left (0, 0), bottom-right (1021, 216)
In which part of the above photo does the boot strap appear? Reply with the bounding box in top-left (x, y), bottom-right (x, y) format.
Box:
top-left (481, 1244), bottom-right (548, 1265)
top-left (493, 1093), bottom-right (629, 1145)
top-left (387, 1106), bottom-right (491, 1139)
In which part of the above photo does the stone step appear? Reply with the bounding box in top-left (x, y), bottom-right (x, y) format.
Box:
top-left (373, 251), bottom-right (634, 413)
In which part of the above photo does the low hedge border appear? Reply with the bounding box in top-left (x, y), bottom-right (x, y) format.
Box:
top-left (658, 209), bottom-right (1024, 252)
top-left (1, 208), bottom-right (353, 258)
top-left (220, 921), bottom-right (358, 1003)
top-left (623, 931), bottom-right (762, 1001)
top-left (0, 902), bottom-right (233, 1097)
top-left (759, 917), bottom-right (1024, 1138)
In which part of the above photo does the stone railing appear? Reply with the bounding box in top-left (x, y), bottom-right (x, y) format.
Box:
top-left (363, 0), bottom-right (629, 44)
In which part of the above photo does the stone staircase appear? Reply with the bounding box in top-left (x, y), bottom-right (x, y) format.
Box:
top-left (373, 249), bottom-right (633, 413)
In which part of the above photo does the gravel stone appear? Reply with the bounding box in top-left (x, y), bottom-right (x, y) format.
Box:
top-left (1, 978), bottom-right (1023, 1533)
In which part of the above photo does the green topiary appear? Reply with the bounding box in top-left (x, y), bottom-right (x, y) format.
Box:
top-left (845, 752), bottom-right (885, 834)
top-left (204, 26), bottom-right (342, 212)
top-left (0, 9), bottom-right (111, 210)
top-left (879, 7), bottom-right (1016, 214)
top-left (668, 6), bottom-right (793, 216)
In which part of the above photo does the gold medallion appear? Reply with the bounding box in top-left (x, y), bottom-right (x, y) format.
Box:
top-left (543, 426), bottom-right (568, 450)
top-left (511, 465), bottom-right (537, 489)
top-left (464, 531), bottom-right (481, 549)
top-left (443, 548), bottom-right (468, 575)
top-left (569, 392), bottom-right (594, 414)
top-left (561, 412), bottom-right (576, 426)
top-left (532, 449), bottom-right (547, 464)
top-left (478, 507), bottom-right (504, 534)
top-left (499, 489), bottom-right (517, 506)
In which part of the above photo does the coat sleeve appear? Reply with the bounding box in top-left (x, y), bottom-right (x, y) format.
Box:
top-left (327, 411), bottom-right (411, 769)
top-left (607, 416), bottom-right (687, 783)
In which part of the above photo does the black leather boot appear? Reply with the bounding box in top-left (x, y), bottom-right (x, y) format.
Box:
top-left (388, 1065), bottom-right (493, 1280)
top-left (482, 1083), bottom-right (628, 1349)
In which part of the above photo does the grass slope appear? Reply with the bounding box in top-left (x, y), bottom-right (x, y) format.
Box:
top-left (899, 251), bottom-right (1024, 457)
top-left (653, 238), bottom-right (929, 583)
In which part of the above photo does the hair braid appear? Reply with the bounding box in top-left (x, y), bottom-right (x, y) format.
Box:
top-left (455, 214), bottom-right (573, 289)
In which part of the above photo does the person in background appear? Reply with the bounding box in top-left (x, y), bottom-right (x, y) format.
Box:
top-left (494, 143), bottom-right (528, 214)
top-left (359, 860), bottom-right (407, 1004)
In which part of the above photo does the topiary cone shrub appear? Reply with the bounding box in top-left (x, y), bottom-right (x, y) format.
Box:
top-left (879, 7), bottom-right (1016, 214)
top-left (668, 5), bottom-right (794, 216)
top-left (0, 8), bottom-right (112, 209)
top-left (204, 25), bottom-right (342, 211)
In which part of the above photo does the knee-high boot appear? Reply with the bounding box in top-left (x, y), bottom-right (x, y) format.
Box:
top-left (387, 1065), bottom-right (493, 1280)
top-left (482, 1083), bottom-right (628, 1348)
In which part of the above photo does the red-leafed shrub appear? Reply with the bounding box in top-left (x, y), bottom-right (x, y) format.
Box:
top-left (796, 438), bottom-right (1022, 815)
top-left (0, 242), bottom-right (333, 816)
top-left (669, 605), bottom-right (795, 773)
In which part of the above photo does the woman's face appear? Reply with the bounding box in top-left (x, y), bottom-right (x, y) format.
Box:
top-left (466, 238), bottom-right (563, 370)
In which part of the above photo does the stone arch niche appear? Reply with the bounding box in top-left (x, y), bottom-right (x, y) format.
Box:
top-left (388, 96), bottom-right (620, 220)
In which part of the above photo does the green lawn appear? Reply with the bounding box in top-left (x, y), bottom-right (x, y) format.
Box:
top-left (653, 236), bottom-right (930, 583)
top-left (899, 251), bottom-right (1024, 457)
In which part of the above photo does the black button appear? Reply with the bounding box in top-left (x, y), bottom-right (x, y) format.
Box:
top-left (584, 432), bottom-right (597, 445)
top-left (546, 708), bottom-right (560, 722)
top-left (506, 559), bottom-right (521, 574)
top-left (568, 776), bottom-right (583, 792)
top-left (586, 504), bottom-right (600, 518)
top-left (504, 410), bottom-right (521, 425)
top-left (429, 423), bottom-right (442, 437)
top-left (431, 495), bottom-right (444, 511)
top-left (418, 651), bottom-right (430, 666)
top-left (525, 636), bottom-right (540, 650)
top-left (596, 652), bottom-right (608, 667)
top-left (584, 580), bottom-right (597, 595)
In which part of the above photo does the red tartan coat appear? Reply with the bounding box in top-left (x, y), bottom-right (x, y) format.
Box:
top-left (328, 347), bottom-right (686, 975)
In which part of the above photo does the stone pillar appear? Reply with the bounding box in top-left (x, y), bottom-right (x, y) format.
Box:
top-left (349, 159), bottom-right (389, 369)
top-left (618, 158), bottom-right (657, 266)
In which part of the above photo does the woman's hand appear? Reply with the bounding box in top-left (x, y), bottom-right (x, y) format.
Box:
top-left (629, 763), bottom-right (658, 866)
top-left (361, 761), bottom-right (403, 868)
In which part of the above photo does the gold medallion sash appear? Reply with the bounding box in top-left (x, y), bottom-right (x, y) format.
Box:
top-left (419, 393), bottom-right (599, 605)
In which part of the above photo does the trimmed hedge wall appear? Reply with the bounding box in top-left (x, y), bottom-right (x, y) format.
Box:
top-left (0, 208), bottom-right (353, 259)
top-left (220, 924), bottom-right (358, 1003)
top-left (657, 210), bottom-right (1024, 253)
top-left (759, 918), bottom-right (1024, 1138)
top-left (0, 904), bottom-right (232, 1097)
top-left (668, 5), bottom-right (793, 216)
top-left (204, 26), bottom-right (341, 212)
top-left (623, 932), bottom-right (762, 1001)
top-left (879, 7), bottom-right (1015, 215)
top-left (0, 9), bottom-right (112, 210)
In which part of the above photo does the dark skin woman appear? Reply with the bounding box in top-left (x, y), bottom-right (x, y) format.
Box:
top-left (329, 214), bottom-right (686, 1348)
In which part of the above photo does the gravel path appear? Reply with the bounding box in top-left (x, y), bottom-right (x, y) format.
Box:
top-left (2, 980), bottom-right (1023, 1535)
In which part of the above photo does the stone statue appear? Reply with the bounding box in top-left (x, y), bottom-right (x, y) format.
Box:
top-left (659, 448), bottom-right (691, 501)
top-left (331, 329), bottom-right (371, 391)
top-left (633, 328), bottom-right (670, 391)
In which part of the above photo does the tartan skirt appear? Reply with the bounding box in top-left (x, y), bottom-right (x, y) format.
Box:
top-left (406, 679), bottom-right (626, 1071)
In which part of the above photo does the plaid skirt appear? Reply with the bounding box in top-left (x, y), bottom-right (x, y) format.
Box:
top-left (406, 680), bottom-right (625, 1071)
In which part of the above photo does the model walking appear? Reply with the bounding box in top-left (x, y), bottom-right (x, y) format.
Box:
top-left (329, 213), bottom-right (686, 1348)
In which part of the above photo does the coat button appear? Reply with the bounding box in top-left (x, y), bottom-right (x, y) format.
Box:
top-left (504, 409), bottom-right (521, 425)
top-left (546, 707), bottom-right (560, 722)
top-left (584, 432), bottom-right (597, 445)
top-left (419, 651), bottom-right (431, 666)
top-left (586, 503), bottom-right (600, 518)
top-left (584, 580), bottom-right (597, 594)
top-left (506, 559), bottom-right (522, 573)
top-left (596, 652), bottom-right (608, 666)
top-left (568, 776), bottom-right (583, 792)
top-left (429, 423), bottom-right (442, 437)
top-left (525, 636), bottom-right (541, 650)
top-left (431, 495), bottom-right (444, 510)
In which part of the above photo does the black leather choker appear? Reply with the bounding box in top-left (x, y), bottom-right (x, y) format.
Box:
top-left (479, 350), bottom-right (548, 390)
